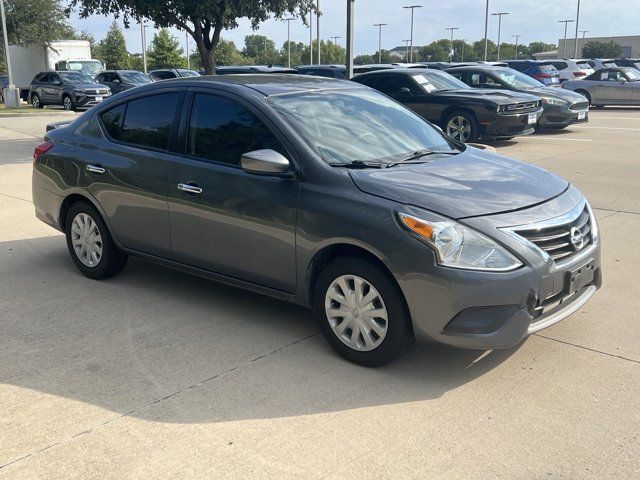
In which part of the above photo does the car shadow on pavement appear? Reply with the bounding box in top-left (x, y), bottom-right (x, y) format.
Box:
top-left (1, 235), bottom-right (523, 425)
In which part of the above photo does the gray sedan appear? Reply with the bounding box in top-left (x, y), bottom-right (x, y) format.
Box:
top-left (562, 67), bottom-right (640, 106)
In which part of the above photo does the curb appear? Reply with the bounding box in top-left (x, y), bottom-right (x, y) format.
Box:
top-left (0, 111), bottom-right (78, 118)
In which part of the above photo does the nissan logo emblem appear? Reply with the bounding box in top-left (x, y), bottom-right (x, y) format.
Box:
top-left (570, 226), bottom-right (586, 250)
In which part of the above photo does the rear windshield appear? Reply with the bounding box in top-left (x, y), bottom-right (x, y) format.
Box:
top-left (577, 62), bottom-right (592, 70)
top-left (539, 64), bottom-right (558, 73)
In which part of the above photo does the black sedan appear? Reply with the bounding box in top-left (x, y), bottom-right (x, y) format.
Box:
top-left (446, 66), bottom-right (589, 130)
top-left (95, 70), bottom-right (152, 94)
top-left (352, 69), bottom-right (542, 142)
top-left (29, 71), bottom-right (110, 111)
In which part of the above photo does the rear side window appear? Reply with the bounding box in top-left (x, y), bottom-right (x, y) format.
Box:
top-left (187, 93), bottom-right (285, 166)
top-left (539, 64), bottom-right (557, 73)
top-left (120, 94), bottom-right (179, 150)
top-left (101, 103), bottom-right (126, 139)
top-left (577, 62), bottom-right (591, 70)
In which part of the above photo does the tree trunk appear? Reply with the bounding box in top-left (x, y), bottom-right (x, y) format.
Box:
top-left (201, 46), bottom-right (215, 75)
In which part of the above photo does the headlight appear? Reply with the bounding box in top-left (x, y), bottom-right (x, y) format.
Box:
top-left (399, 213), bottom-right (522, 271)
top-left (541, 96), bottom-right (569, 106)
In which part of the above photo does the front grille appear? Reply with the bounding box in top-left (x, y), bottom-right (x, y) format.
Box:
top-left (84, 89), bottom-right (108, 95)
top-left (514, 206), bottom-right (592, 264)
top-left (570, 101), bottom-right (589, 111)
top-left (505, 101), bottom-right (540, 113)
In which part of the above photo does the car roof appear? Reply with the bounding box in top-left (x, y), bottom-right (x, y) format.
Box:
top-left (297, 64), bottom-right (345, 69)
top-left (125, 74), bottom-right (359, 97)
top-left (446, 65), bottom-right (509, 72)
top-left (353, 67), bottom-right (434, 78)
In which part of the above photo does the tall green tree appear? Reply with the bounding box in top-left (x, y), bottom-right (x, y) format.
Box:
top-left (67, 0), bottom-right (314, 74)
top-left (582, 41), bottom-right (622, 58)
top-left (148, 29), bottom-right (186, 69)
top-left (2, 0), bottom-right (75, 46)
top-left (97, 21), bottom-right (129, 69)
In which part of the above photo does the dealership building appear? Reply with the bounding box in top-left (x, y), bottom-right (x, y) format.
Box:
top-left (535, 35), bottom-right (640, 59)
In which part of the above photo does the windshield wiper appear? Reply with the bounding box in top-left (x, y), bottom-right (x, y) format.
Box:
top-left (387, 149), bottom-right (459, 166)
top-left (329, 160), bottom-right (386, 169)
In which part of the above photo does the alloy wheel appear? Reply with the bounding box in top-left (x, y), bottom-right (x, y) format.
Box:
top-left (324, 274), bottom-right (388, 352)
top-left (32, 96), bottom-right (40, 108)
top-left (70, 213), bottom-right (103, 267)
top-left (63, 97), bottom-right (73, 111)
top-left (446, 115), bottom-right (472, 142)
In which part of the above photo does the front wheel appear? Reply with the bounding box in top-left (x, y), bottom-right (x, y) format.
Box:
top-left (313, 257), bottom-right (413, 367)
top-left (443, 111), bottom-right (479, 143)
top-left (62, 95), bottom-right (75, 111)
top-left (65, 201), bottom-right (128, 279)
top-left (31, 94), bottom-right (43, 109)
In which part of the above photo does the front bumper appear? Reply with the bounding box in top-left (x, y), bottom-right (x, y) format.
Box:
top-left (482, 108), bottom-right (543, 138)
top-left (74, 93), bottom-right (110, 109)
top-left (400, 188), bottom-right (601, 350)
top-left (539, 104), bottom-right (589, 127)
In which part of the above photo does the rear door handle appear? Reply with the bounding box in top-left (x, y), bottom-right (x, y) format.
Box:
top-left (177, 183), bottom-right (203, 194)
top-left (86, 165), bottom-right (105, 174)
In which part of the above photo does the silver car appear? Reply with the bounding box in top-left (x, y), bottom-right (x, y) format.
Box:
top-left (562, 67), bottom-right (640, 107)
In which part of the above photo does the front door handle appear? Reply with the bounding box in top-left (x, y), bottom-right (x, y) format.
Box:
top-left (86, 165), bottom-right (105, 174)
top-left (177, 183), bottom-right (203, 194)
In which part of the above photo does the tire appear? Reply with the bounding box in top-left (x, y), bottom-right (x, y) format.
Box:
top-left (64, 201), bottom-right (128, 279)
top-left (313, 257), bottom-right (414, 367)
top-left (62, 95), bottom-right (75, 111)
top-left (31, 93), bottom-right (43, 109)
top-left (443, 110), bottom-right (479, 143)
top-left (575, 90), bottom-right (591, 105)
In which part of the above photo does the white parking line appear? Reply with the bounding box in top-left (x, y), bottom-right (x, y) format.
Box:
top-left (588, 116), bottom-right (640, 121)
top-left (517, 137), bottom-right (593, 142)
top-left (573, 126), bottom-right (640, 131)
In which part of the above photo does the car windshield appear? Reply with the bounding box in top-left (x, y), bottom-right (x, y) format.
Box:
top-left (411, 71), bottom-right (469, 92)
top-left (269, 88), bottom-right (457, 165)
top-left (59, 72), bottom-right (96, 84)
top-left (120, 71), bottom-right (151, 83)
top-left (66, 60), bottom-right (103, 76)
top-left (539, 64), bottom-right (558, 74)
top-left (624, 68), bottom-right (640, 80)
top-left (494, 68), bottom-right (544, 88)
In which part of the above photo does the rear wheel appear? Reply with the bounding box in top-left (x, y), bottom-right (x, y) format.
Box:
top-left (313, 257), bottom-right (413, 366)
top-left (65, 201), bottom-right (128, 279)
top-left (31, 93), bottom-right (43, 109)
top-left (443, 110), bottom-right (479, 143)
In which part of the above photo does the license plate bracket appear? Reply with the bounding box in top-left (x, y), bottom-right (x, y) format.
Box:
top-left (95, 96), bottom-right (103, 102)
top-left (527, 113), bottom-right (537, 125)
top-left (565, 260), bottom-right (595, 295)
top-left (578, 111), bottom-right (586, 120)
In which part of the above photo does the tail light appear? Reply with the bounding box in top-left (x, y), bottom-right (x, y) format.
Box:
top-left (33, 142), bottom-right (54, 165)
top-left (573, 71), bottom-right (587, 78)
top-left (533, 73), bottom-right (552, 80)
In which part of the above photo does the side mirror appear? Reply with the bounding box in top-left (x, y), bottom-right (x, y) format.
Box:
top-left (619, 77), bottom-right (627, 83)
top-left (241, 149), bottom-right (292, 177)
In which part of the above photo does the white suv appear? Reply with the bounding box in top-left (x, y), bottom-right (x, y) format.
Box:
top-left (538, 60), bottom-right (595, 82)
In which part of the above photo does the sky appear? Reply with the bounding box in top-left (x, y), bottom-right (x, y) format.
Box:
top-left (68, 0), bottom-right (639, 57)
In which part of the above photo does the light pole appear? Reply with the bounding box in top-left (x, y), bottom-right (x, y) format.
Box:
top-left (445, 27), bottom-right (459, 62)
top-left (578, 30), bottom-right (588, 58)
top-left (461, 39), bottom-right (466, 61)
top-left (346, 0), bottom-right (355, 79)
top-left (403, 5), bottom-right (422, 62)
top-left (483, 0), bottom-right (490, 61)
top-left (374, 23), bottom-right (387, 63)
top-left (573, 0), bottom-right (581, 58)
top-left (140, 21), bottom-right (148, 74)
top-left (1, 0), bottom-right (19, 107)
top-left (491, 12), bottom-right (509, 61)
top-left (309, 10), bottom-right (313, 65)
top-left (513, 34), bottom-right (521, 59)
top-left (317, 0), bottom-right (321, 64)
top-left (558, 19), bottom-right (574, 58)
top-left (284, 18), bottom-right (295, 68)
top-left (402, 39), bottom-right (411, 61)
top-left (331, 36), bottom-right (341, 46)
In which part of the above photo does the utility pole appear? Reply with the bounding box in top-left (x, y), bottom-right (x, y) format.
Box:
top-left (578, 30), bottom-right (588, 58)
top-left (1, 0), bottom-right (19, 107)
top-left (403, 5), bottom-right (422, 62)
top-left (573, 0), bottom-right (581, 58)
top-left (140, 20), bottom-right (148, 74)
top-left (346, 0), bottom-right (355, 79)
top-left (461, 40), bottom-right (466, 61)
top-left (309, 10), bottom-right (313, 65)
top-left (284, 18), bottom-right (295, 68)
top-left (374, 24), bottom-right (387, 63)
top-left (558, 19), bottom-right (574, 58)
top-left (491, 12), bottom-right (509, 61)
top-left (185, 32), bottom-right (190, 69)
top-left (331, 36), bottom-right (341, 46)
top-left (316, 0), bottom-right (321, 64)
top-left (445, 27), bottom-right (459, 62)
top-left (513, 34), bottom-right (521, 59)
top-left (402, 39), bottom-right (411, 61)
top-left (483, 0), bottom-right (490, 61)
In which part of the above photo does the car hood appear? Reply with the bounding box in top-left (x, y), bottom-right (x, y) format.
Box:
top-left (348, 147), bottom-right (569, 219)
top-left (434, 88), bottom-right (539, 105)
top-left (528, 86), bottom-right (588, 102)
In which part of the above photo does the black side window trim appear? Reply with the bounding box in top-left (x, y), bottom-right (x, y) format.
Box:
top-left (175, 88), bottom-right (299, 171)
top-left (96, 89), bottom-right (185, 154)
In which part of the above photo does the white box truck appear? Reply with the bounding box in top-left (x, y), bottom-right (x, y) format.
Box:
top-left (9, 40), bottom-right (104, 100)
